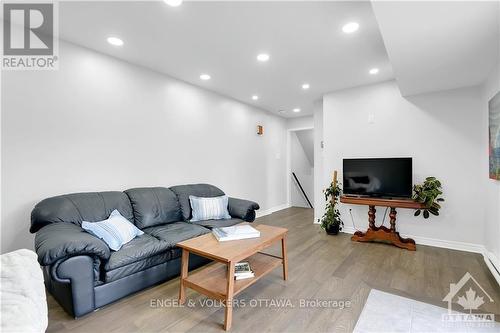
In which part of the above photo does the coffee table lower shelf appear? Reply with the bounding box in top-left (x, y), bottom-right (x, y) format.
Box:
top-left (184, 252), bottom-right (282, 301)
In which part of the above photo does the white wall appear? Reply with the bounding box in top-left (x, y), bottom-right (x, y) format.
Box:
top-left (290, 131), bottom-right (313, 208)
top-left (287, 116), bottom-right (313, 130)
top-left (482, 61), bottom-right (500, 268)
top-left (0, 41), bottom-right (288, 253)
top-left (295, 130), bottom-right (314, 166)
top-left (322, 80), bottom-right (487, 249)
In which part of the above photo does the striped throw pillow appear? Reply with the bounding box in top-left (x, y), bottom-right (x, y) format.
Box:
top-left (189, 195), bottom-right (231, 222)
top-left (82, 209), bottom-right (144, 251)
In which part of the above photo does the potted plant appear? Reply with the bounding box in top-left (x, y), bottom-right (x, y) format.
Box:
top-left (413, 176), bottom-right (445, 219)
top-left (320, 177), bottom-right (343, 235)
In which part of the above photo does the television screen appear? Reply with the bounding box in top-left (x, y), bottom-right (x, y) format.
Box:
top-left (343, 158), bottom-right (412, 198)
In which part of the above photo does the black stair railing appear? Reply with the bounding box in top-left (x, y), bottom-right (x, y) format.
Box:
top-left (292, 172), bottom-right (313, 209)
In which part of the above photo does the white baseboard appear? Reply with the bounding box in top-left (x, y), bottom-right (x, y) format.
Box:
top-left (256, 203), bottom-right (291, 218)
top-left (409, 236), bottom-right (484, 253)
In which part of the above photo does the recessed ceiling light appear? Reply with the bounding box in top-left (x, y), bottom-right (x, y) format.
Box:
top-left (107, 37), bottom-right (123, 46)
top-left (369, 68), bottom-right (379, 75)
top-left (200, 74), bottom-right (211, 80)
top-left (164, 0), bottom-right (183, 7)
top-left (302, 83), bottom-right (310, 90)
top-left (342, 22), bottom-right (359, 34)
top-left (257, 53), bottom-right (270, 62)
top-left (293, 108), bottom-right (301, 113)
top-left (252, 95), bottom-right (259, 100)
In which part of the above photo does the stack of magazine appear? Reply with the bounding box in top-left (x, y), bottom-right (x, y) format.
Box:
top-left (234, 262), bottom-right (254, 280)
top-left (212, 225), bottom-right (260, 242)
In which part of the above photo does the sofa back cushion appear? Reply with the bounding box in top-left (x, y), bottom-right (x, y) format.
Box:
top-left (169, 184), bottom-right (225, 221)
top-left (30, 191), bottom-right (133, 233)
top-left (124, 187), bottom-right (182, 229)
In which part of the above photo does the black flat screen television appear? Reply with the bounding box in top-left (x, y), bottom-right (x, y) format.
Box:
top-left (343, 158), bottom-right (412, 198)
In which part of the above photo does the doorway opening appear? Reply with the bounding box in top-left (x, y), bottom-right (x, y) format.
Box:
top-left (287, 128), bottom-right (314, 213)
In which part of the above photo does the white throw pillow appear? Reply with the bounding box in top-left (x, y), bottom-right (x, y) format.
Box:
top-left (189, 195), bottom-right (231, 222)
top-left (82, 209), bottom-right (143, 251)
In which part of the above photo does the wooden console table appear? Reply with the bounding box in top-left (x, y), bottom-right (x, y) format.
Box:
top-left (340, 196), bottom-right (426, 251)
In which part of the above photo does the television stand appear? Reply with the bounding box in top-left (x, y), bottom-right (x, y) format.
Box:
top-left (339, 196), bottom-right (426, 251)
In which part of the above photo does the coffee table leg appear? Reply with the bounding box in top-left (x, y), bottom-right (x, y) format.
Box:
top-left (224, 261), bottom-right (235, 331)
top-left (179, 249), bottom-right (189, 304)
top-left (282, 235), bottom-right (288, 281)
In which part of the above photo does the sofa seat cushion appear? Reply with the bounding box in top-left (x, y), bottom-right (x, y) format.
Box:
top-left (191, 218), bottom-right (244, 229)
top-left (142, 222), bottom-right (210, 248)
top-left (104, 234), bottom-right (169, 272)
top-left (104, 252), bottom-right (171, 282)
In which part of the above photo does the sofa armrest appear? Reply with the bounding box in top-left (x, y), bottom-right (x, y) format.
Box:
top-left (48, 255), bottom-right (96, 317)
top-left (35, 222), bottom-right (111, 266)
top-left (228, 197), bottom-right (260, 222)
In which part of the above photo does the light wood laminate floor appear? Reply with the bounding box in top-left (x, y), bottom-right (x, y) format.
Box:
top-left (47, 207), bottom-right (500, 332)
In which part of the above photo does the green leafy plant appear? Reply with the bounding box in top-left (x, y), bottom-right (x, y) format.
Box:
top-left (413, 176), bottom-right (445, 219)
top-left (320, 179), bottom-right (343, 232)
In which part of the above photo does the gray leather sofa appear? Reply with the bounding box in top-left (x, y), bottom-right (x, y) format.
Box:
top-left (30, 184), bottom-right (259, 318)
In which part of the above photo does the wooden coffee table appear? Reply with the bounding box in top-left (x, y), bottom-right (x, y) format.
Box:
top-left (176, 224), bottom-right (288, 330)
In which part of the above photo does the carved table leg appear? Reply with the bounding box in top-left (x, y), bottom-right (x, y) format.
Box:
top-left (351, 205), bottom-right (417, 251)
top-left (368, 205), bottom-right (376, 229)
top-left (388, 207), bottom-right (416, 251)
top-left (352, 205), bottom-right (376, 241)
top-left (389, 207), bottom-right (397, 232)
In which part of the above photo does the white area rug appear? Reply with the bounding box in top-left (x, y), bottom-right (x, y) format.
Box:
top-left (1, 249), bottom-right (48, 333)
top-left (354, 289), bottom-right (499, 333)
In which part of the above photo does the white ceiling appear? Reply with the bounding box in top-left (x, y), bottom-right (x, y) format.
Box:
top-left (372, 1), bottom-right (499, 96)
top-left (57, 1), bottom-right (393, 117)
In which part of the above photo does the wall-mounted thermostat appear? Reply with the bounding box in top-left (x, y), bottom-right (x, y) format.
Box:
top-left (257, 125), bottom-right (264, 135)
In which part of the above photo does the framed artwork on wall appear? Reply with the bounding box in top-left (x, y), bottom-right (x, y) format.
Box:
top-left (489, 91), bottom-right (500, 180)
